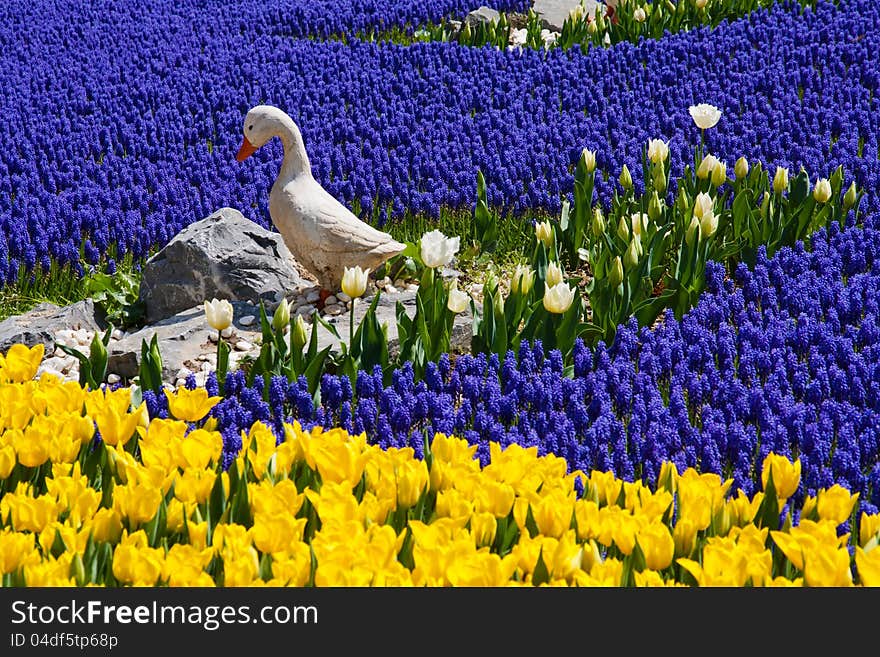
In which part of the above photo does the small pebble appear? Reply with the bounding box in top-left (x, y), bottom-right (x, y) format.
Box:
top-left (235, 340), bottom-right (253, 352)
top-left (208, 332), bottom-right (218, 343)
top-left (221, 327), bottom-right (234, 339)
top-left (377, 276), bottom-right (392, 289)
top-left (385, 285), bottom-right (398, 294)
top-left (336, 292), bottom-right (351, 303)
top-left (107, 373), bottom-right (121, 384)
top-left (194, 372), bottom-right (207, 387)
top-left (324, 305), bottom-right (344, 316)
top-left (324, 295), bottom-right (338, 305)
top-left (175, 367), bottom-right (191, 381)
top-left (306, 289), bottom-right (321, 303)
top-left (239, 315), bottom-right (256, 326)
top-left (111, 328), bottom-right (124, 341)
top-left (175, 378), bottom-right (186, 388)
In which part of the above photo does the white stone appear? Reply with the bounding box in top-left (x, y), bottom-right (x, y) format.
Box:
top-left (221, 327), bottom-right (234, 339)
top-left (107, 373), bottom-right (121, 384)
top-left (385, 285), bottom-right (398, 294)
top-left (175, 367), bottom-right (192, 381)
top-left (377, 276), bottom-right (392, 289)
top-left (194, 372), bottom-right (208, 387)
top-left (324, 295), bottom-right (338, 305)
top-left (175, 378), bottom-right (186, 388)
top-left (111, 328), bottom-right (124, 341)
top-left (239, 314), bottom-right (256, 326)
top-left (208, 331), bottom-right (219, 343)
top-left (336, 292), bottom-right (351, 303)
top-left (324, 304), bottom-right (344, 316)
top-left (235, 340), bottom-right (253, 352)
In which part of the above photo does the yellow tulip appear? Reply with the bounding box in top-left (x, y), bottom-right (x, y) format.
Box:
top-left (761, 452), bottom-right (801, 499)
top-left (531, 488), bottom-right (576, 538)
top-left (251, 513), bottom-right (308, 555)
top-left (855, 547), bottom-right (880, 586)
top-left (164, 387), bottom-right (222, 423)
top-left (244, 421), bottom-right (280, 480)
top-left (178, 428), bottom-right (224, 470)
top-left (23, 554), bottom-right (75, 587)
top-left (637, 521), bottom-right (675, 570)
top-left (0, 444), bottom-right (15, 478)
top-left (0, 343), bottom-right (44, 382)
top-left (188, 521), bottom-right (209, 551)
top-left (673, 518), bottom-right (698, 558)
top-left (860, 513), bottom-right (880, 548)
top-left (113, 482), bottom-right (162, 526)
top-left (112, 531), bottom-right (164, 586)
top-left (90, 508), bottom-right (123, 544)
top-left (447, 551), bottom-right (517, 587)
top-left (472, 480), bottom-right (515, 518)
top-left (250, 479), bottom-right (304, 517)
top-left (311, 430), bottom-right (368, 486)
top-left (470, 512), bottom-right (497, 547)
top-left (0, 528), bottom-right (40, 574)
top-left (93, 402), bottom-right (145, 447)
top-left (396, 459), bottom-right (429, 509)
top-left (11, 426), bottom-right (50, 468)
top-left (803, 546), bottom-right (853, 587)
top-left (817, 485), bottom-right (859, 525)
top-left (268, 543), bottom-right (312, 586)
top-left (173, 468), bottom-right (215, 505)
top-left (430, 433), bottom-right (478, 466)
top-left (2, 491), bottom-right (59, 533)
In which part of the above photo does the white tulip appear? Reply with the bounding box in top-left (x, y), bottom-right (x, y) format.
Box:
top-left (446, 283), bottom-right (469, 314)
top-left (693, 192), bottom-right (714, 219)
top-left (647, 139), bottom-right (670, 164)
top-left (543, 282), bottom-right (575, 314)
top-left (545, 261), bottom-right (564, 288)
top-left (773, 166), bottom-right (789, 194)
top-left (511, 264), bottom-right (535, 296)
top-left (633, 7), bottom-right (646, 22)
top-left (420, 229), bottom-right (460, 269)
top-left (699, 211), bottom-right (718, 240)
top-left (689, 103), bottom-right (722, 130)
top-left (813, 178), bottom-right (832, 204)
top-left (341, 265), bottom-right (369, 299)
top-left (535, 220), bottom-right (554, 248)
top-left (697, 153), bottom-right (720, 180)
top-left (204, 298), bottom-right (233, 332)
top-left (631, 212), bottom-right (649, 238)
top-left (582, 149), bottom-right (597, 173)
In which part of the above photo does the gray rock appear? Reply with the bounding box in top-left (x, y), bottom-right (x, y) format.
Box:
top-left (465, 6), bottom-right (501, 27)
top-left (138, 207), bottom-right (309, 323)
top-left (533, 0), bottom-right (601, 31)
top-left (0, 300), bottom-right (105, 357)
top-left (107, 300), bottom-right (257, 379)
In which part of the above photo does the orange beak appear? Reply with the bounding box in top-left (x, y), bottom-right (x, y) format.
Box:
top-left (236, 136), bottom-right (257, 161)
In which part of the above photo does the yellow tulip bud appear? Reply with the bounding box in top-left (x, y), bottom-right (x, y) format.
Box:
top-left (470, 512), bottom-right (497, 547)
top-left (711, 161), bottom-right (727, 187)
top-left (773, 166), bottom-right (789, 194)
top-left (843, 181), bottom-right (858, 209)
top-left (817, 484), bottom-right (859, 526)
top-left (619, 164), bottom-right (633, 190)
top-left (637, 521), bottom-right (675, 571)
top-left (624, 236), bottom-right (642, 269)
top-left (591, 207), bottom-right (605, 238)
top-left (272, 298), bottom-right (291, 331)
top-left (608, 256), bottom-right (624, 289)
top-left (292, 314), bottom-right (308, 352)
top-left (685, 216), bottom-right (700, 247)
top-left (735, 156), bottom-right (749, 180)
top-left (648, 192), bottom-right (664, 222)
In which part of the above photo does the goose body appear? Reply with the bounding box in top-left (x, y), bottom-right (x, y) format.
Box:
top-left (236, 105), bottom-right (405, 291)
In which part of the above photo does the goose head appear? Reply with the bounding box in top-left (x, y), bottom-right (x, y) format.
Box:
top-left (236, 105), bottom-right (295, 161)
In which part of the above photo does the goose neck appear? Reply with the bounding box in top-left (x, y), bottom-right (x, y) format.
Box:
top-left (278, 117), bottom-right (311, 179)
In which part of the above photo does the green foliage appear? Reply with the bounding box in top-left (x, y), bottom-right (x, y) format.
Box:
top-left (82, 270), bottom-right (144, 329)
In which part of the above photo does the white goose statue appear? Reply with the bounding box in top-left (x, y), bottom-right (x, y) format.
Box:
top-left (235, 105), bottom-right (405, 298)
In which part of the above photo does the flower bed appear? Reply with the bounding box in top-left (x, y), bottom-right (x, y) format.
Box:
top-left (0, 356), bottom-right (877, 586)
top-left (1, 1), bottom-right (878, 285)
top-left (151, 219), bottom-right (880, 516)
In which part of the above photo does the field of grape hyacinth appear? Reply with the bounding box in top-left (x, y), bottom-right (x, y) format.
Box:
top-left (2, 0), bottom-right (880, 588)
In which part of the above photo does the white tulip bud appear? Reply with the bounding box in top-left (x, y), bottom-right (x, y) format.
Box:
top-left (813, 178), bottom-right (831, 204)
top-left (545, 261), bottom-right (564, 288)
top-left (204, 298), bottom-right (233, 332)
top-left (543, 282), bottom-right (575, 314)
top-left (341, 265), bottom-right (369, 299)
